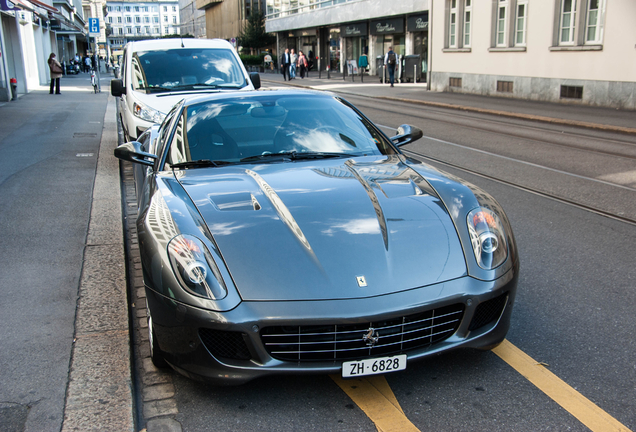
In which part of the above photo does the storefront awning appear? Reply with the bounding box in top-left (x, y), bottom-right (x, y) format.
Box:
top-left (27, 0), bottom-right (57, 13)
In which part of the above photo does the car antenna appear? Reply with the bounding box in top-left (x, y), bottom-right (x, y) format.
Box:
top-left (181, 38), bottom-right (185, 48)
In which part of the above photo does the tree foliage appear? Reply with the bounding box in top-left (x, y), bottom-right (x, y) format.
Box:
top-left (238, 12), bottom-right (276, 51)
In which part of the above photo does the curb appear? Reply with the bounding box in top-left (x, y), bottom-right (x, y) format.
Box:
top-left (261, 78), bottom-right (636, 136)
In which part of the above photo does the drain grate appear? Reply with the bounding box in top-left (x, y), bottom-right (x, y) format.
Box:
top-left (73, 132), bottom-right (98, 138)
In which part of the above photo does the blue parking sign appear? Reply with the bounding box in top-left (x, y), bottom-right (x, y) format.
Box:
top-left (89, 18), bottom-right (99, 34)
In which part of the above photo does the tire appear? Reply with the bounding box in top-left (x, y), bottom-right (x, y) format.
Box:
top-left (148, 308), bottom-right (169, 368)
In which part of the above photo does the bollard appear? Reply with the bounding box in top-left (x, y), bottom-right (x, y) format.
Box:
top-left (327, 65), bottom-right (330, 79)
top-left (414, 64), bottom-right (417, 83)
top-left (10, 78), bottom-right (17, 100)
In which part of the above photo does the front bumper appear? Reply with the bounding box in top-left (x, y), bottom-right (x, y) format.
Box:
top-left (147, 265), bottom-right (518, 384)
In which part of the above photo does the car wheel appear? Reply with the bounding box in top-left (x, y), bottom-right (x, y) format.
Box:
top-left (147, 307), bottom-right (169, 368)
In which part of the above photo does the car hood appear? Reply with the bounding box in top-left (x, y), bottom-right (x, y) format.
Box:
top-left (177, 156), bottom-right (468, 301)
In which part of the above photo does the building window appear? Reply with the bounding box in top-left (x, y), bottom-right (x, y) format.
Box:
top-left (172, 16), bottom-right (176, 24)
top-left (153, 16), bottom-right (159, 23)
top-left (107, 17), bottom-right (112, 23)
top-left (118, 28), bottom-right (123, 35)
top-left (126, 16), bottom-right (131, 23)
top-left (124, 6), bottom-right (130, 12)
top-left (163, 16), bottom-right (168, 22)
top-left (559, 0), bottom-right (576, 44)
top-left (497, 81), bottom-right (513, 93)
top-left (553, 0), bottom-right (605, 48)
top-left (449, 0), bottom-right (458, 48)
top-left (515, 1), bottom-right (528, 46)
top-left (117, 17), bottom-right (122, 23)
top-left (463, 0), bottom-right (472, 47)
top-left (107, 6), bottom-right (112, 12)
top-left (497, 0), bottom-right (508, 47)
top-left (144, 16), bottom-right (149, 23)
top-left (135, 16), bottom-right (140, 23)
top-left (560, 85), bottom-right (583, 99)
top-left (449, 77), bottom-right (462, 88)
top-left (163, 6), bottom-right (167, 12)
top-left (172, 6), bottom-right (176, 12)
top-left (115, 6), bottom-right (120, 11)
top-left (134, 6), bottom-right (139, 12)
top-left (586, 0), bottom-right (602, 43)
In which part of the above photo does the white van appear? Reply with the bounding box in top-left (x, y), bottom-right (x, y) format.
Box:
top-left (111, 38), bottom-right (260, 141)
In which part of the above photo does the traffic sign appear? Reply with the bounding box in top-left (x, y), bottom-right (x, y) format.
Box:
top-left (88, 18), bottom-right (99, 35)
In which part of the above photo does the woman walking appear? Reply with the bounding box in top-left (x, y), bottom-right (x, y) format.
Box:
top-left (48, 53), bottom-right (63, 94)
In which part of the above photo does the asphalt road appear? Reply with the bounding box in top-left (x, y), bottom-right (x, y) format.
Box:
top-left (164, 87), bottom-right (636, 431)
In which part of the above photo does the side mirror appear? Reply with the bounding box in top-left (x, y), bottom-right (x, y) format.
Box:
top-left (111, 78), bottom-right (125, 96)
top-left (391, 124), bottom-right (423, 147)
top-left (249, 72), bottom-right (261, 90)
top-left (114, 141), bottom-right (157, 167)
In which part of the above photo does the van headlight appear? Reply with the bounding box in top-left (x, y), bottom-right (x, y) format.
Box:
top-left (467, 207), bottom-right (508, 269)
top-left (133, 101), bottom-right (165, 123)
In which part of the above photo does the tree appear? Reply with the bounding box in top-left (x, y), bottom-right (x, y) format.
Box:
top-left (238, 12), bottom-right (276, 53)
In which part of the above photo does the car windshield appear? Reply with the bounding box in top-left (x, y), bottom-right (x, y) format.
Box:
top-left (131, 48), bottom-right (247, 93)
top-left (164, 94), bottom-right (398, 168)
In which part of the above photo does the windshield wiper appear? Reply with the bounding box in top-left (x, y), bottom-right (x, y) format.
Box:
top-left (239, 151), bottom-right (357, 163)
top-left (171, 83), bottom-right (220, 90)
top-left (171, 159), bottom-right (234, 169)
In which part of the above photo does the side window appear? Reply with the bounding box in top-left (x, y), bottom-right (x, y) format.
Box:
top-left (156, 106), bottom-right (182, 169)
top-left (121, 48), bottom-right (128, 87)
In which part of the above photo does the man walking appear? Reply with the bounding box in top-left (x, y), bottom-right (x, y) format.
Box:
top-left (281, 48), bottom-right (291, 81)
top-left (384, 46), bottom-right (397, 87)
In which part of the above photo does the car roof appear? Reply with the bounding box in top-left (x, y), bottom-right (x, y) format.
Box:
top-left (125, 38), bottom-right (234, 52)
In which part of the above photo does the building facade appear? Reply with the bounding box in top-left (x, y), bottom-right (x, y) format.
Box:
top-left (105, 0), bottom-right (180, 51)
top-left (82, 0), bottom-right (108, 57)
top-left (179, 0), bottom-right (205, 38)
top-left (1, 0), bottom-right (86, 101)
top-left (265, 0), bottom-right (429, 78)
top-left (196, 0), bottom-right (266, 45)
top-left (430, 0), bottom-right (636, 109)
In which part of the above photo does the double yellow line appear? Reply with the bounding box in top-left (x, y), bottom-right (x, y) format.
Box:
top-left (332, 340), bottom-right (631, 432)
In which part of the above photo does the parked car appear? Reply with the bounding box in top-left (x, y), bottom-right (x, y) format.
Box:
top-left (111, 38), bottom-right (260, 142)
top-left (114, 89), bottom-right (519, 384)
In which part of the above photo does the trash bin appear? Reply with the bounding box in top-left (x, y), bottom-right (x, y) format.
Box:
top-left (404, 55), bottom-right (422, 83)
top-left (376, 56), bottom-right (385, 83)
top-left (10, 78), bottom-right (17, 100)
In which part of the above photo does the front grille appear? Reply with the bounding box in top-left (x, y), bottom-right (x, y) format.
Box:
top-left (261, 304), bottom-right (464, 362)
top-left (199, 329), bottom-right (252, 360)
top-left (468, 293), bottom-right (509, 331)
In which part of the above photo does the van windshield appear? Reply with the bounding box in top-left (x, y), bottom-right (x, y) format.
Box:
top-left (131, 48), bottom-right (247, 93)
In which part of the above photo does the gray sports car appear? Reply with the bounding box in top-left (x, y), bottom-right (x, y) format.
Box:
top-left (115, 90), bottom-right (519, 384)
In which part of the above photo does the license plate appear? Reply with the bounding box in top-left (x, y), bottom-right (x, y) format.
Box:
top-left (342, 354), bottom-right (407, 378)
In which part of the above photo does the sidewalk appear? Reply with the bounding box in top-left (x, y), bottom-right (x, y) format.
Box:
top-left (260, 71), bottom-right (636, 134)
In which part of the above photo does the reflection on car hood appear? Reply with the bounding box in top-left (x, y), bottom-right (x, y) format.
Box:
top-left (177, 156), bottom-right (467, 301)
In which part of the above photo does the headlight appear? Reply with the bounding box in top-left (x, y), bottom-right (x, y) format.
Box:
top-left (168, 234), bottom-right (227, 300)
top-left (133, 101), bottom-right (165, 123)
top-left (467, 207), bottom-right (508, 269)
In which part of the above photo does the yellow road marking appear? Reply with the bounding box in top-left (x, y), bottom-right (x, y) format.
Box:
top-left (493, 339), bottom-right (632, 432)
top-left (331, 375), bottom-right (419, 432)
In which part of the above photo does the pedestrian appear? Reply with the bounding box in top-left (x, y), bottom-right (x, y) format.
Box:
top-left (290, 49), bottom-right (297, 80)
top-left (85, 55), bottom-right (93, 72)
top-left (280, 48), bottom-right (291, 81)
top-left (298, 51), bottom-right (308, 79)
top-left (384, 46), bottom-right (397, 87)
top-left (48, 53), bottom-right (63, 94)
